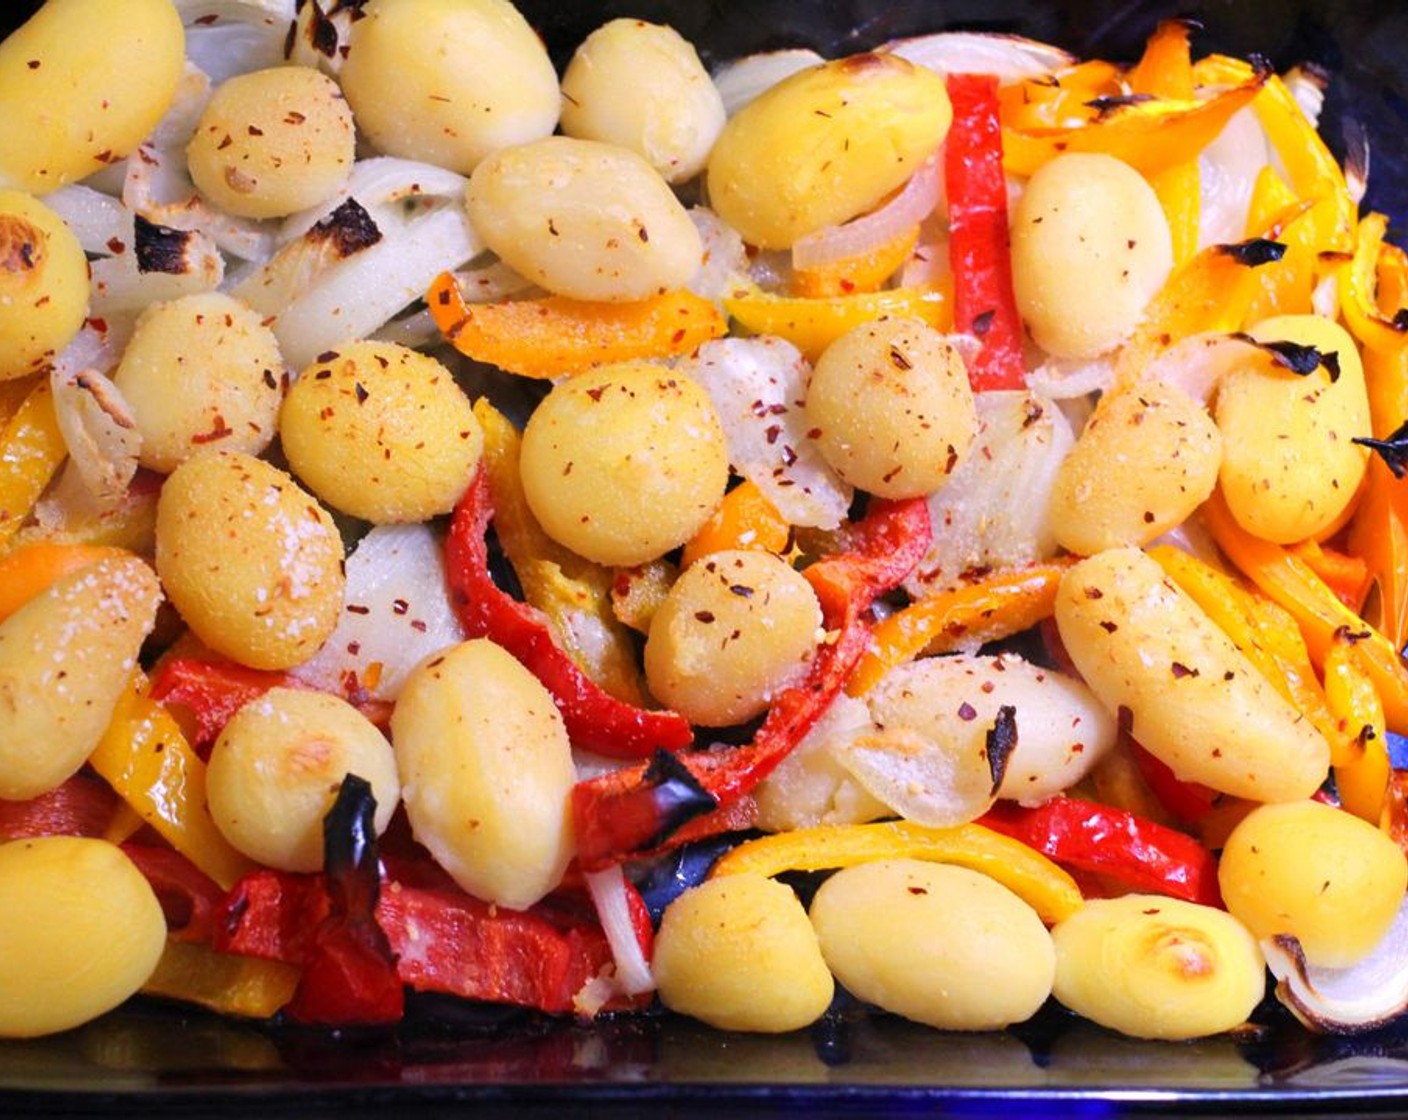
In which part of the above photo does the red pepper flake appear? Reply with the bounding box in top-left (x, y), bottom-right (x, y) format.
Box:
top-left (191, 415), bottom-right (234, 444)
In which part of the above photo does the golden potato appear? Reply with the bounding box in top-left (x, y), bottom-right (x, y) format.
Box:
top-left (0, 188), bottom-right (88, 380)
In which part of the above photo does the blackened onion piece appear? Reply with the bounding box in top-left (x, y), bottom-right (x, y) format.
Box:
top-left (313, 196), bottom-right (382, 257)
top-left (133, 214), bottom-right (200, 275)
top-left (985, 704), bottom-right (1018, 795)
top-left (1354, 419), bottom-right (1408, 479)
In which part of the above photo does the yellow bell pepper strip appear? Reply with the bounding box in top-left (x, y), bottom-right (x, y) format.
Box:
top-left (945, 73), bottom-right (1026, 390)
top-left (1000, 63), bottom-right (1265, 180)
top-left (708, 820), bottom-right (1083, 925)
top-left (1238, 196), bottom-right (1321, 325)
top-left (88, 679), bottom-right (256, 890)
top-left (0, 541), bottom-right (131, 622)
top-left (141, 938), bottom-right (300, 1020)
top-left (680, 477), bottom-right (791, 570)
top-left (1203, 489), bottom-right (1408, 733)
top-left (1149, 543), bottom-right (1346, 761)
top-left (1129, 20), bottom-right (1201, 266)
top-left (0, 374), bottom-right (39, 430)
top-left (980, 796), bottom-right (1222, 907)
top-left (791, 224), bottom-right (920, 299)
top-left (0, 378), bottom-right (66, 553)
top-left (427, 271), bottom-right (727, 379)
top-left (723, 278), bottom-right (952, 363)
top-left (1245, 164), bottom-right (1300, 235)
top-left (997, 59), bottom-right (1124, 132)
top-left (474, 397), bottom-right (649, 706)
top-left (846, 562), bottom-right (1070, 697)
top-left (1325, 635), bottom-right (1390, 825)
top-left (1340, 212), bottom-right (1408, 354)
top-left (444, 462), bottom-right (694, 760)
top-left (1348, 454), bottom-right (1408, 651)
top-left (609, 557), bottom-right (677, 635)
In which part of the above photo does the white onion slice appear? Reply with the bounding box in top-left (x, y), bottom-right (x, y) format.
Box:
top-left (1197, 106), bottom-right (1272, 249)
top-left (286, 0), bottom-right (359, 76)
top-left (279, 157), bottom-right (470, 244)
top-left (712, 48), bottom-right (824, 117)
top-left (792, 153), bottom-right (943, 272)
top-left (290, 522), bottom-right (465, 702)
top-left (1264, 895), bottom-right (1408, 1033)
top-left (689, 206), bottom-right (749, 301)
top-left (1026, 352), bottom-right (1118, 401)
top-left (183, 18), bottom-right (289, 85)
top-left (48, 366), bottom-right (139, 507)
top-left (1138, 331), bottom-right (1261, 406)
top-left (583, 865), bottom-right (656, 998)
top-left (882, 32), bottom-right (1074, 83)
top-left (271, 202), bottom-right (482, 370)
top-left (906, 390), bottom-right (1074, 598)
top-left (89, 223), bottom-right (225, 321)
top-left (43, 186), bottom-right (130, 257)
top-left (683, 336), bottom-right (852, 530)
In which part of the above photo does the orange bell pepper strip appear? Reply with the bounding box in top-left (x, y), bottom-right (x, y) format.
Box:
top-left (997, 59), bottom-right (1124, 132)
top-left (1340, 212), bottom-right (1408, 355)
top-left (0, 374), bottom-right (38, 430)
top-left (0, 541), bottom-right (131, 622)
top-left (709, 820), bottom-right (1084, 925)
top-left (88, 678), bottom-right (256, 891)
top-left (1000, 63), bottom-right (1265, 180)
top-left (473, 397), bottom-right (649, 706)
top-left (846, 562), bottom-right (1069, 697)
top-left (1324, 634), bottom-right (1390, 825)
top-left (1129, 20), bottom-right (1200, 266)
top-left (1203, 489), bottom-right (1408, 734)
top-left (791, 224), bottom-right (920, 299)
top-left (723, 279), bottom-right (953, 363)
top-left (0, 378), bottom-right (67, 553)
top-left (1289, 537), bottom-right (1372, 613)
top-left (427, 271), bottom-right (727, 379)
top-left (1149, 543), bottom-right (1347, 762)
top-left (680, 478), bottom-right (791, 570)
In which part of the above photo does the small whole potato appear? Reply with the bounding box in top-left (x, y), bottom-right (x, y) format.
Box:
top-left (644, 548), bottom-right (823, 726)
top-left (113, 291), bottom-right (286, 473)
top-left (810, 859), bottom-right (1055, 1031)
top-left (340, 0), bottom-right (560, 174)
top-left (0, 554), bottom-right (162, 801)
top-left (560, 19), bottom-right (725, 184)
top-left (653, 872), bottom-right (834, 1032)
top-left (467, 136), bottom-right (703, 301)
top-left (519, 362), bottom-right (729, 566)
top-left (391, 638), bottom-right (576, 910)
top-left (208, 688), bottom-right (400, 872)
top-left (186, 65), bottom-right (355, 219)
top-left (155, 450), bottom-right (345, 670)
top-left (1049, 379), bottom-right (1223, 555)
top-left (0, 836), bottom-right (167, 1038)
top-left (1052, 894), bottom-right (1266, 1040)
top-left (1218, 799), bottom-right (1408, 968)
top-left (1054, 548), bottom-right (1329, 802)
top-left (805, 316), bottom-right (978, 499)
top-left (0, 0), bottom-right (185, 194)
top-left (280, 340), bottom-right (483, 523)
top-left (0, 188), bottom-right (89, 380)
top-left (707, 52), bottom-right (951, 249)
top-left (1214, 314), bottom-right (1371, 543)
top-left (1011, 152), bottom-right (1173, 359)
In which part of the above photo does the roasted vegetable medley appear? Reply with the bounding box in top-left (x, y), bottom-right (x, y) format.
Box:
top-left (4, 0), bottom-right (1408, 1049)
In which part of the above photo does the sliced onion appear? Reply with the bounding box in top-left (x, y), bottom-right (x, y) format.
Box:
top-left (42, 186), bottom-right (130, 257)
top-left (1283, 64), bottom-right (1328, 130)
top-left (180, 1), bottom-right (292, 84)
top-left (90, 222), bottom-right (225, 323)
top-left (882, 32), bottom-right (1074, 83)
top-left (287, 0), bottom-right (359, 77)
top-left (583, 865), bottom-right (656, 998)
top-left (49, 367), bottom-right (140, 507)
top-left (271, 202), bottom-right (483, 370)
top-left (689, 206), bottom-right (750, 301)
top-left (1263, 895), bottom-right (1408, 1034)
top-left (906, 390), bottom-right (1074, 598)
top-left (1139, 331), bottom-right (1262, 406)
top-left (792, 153), bottom-right (943, 272)
top-left (1026, 352), bottom-right (1118, 401)
top-left (683, 336), bottom-right (852, 530)
top-left (1197, 106), bottom-right (1272, 249)
top-left (279, 157), bottom-right (469, 245)
top-left (290, 523), bottom-right (465, 702)
top-left (232, 198), bottom-right (384, 318)
top-left (712, 48), bottom-right (824, 117)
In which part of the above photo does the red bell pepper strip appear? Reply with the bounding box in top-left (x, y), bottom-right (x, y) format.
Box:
top-left (147, 658), bottom-right (299, 755)
top-left (444, 463), bottom-right (694, 760)
top-left (572, 496), bottom-right (932, 870)
top-left (979, 795), bottom-right (1222, 907)
top-left (0, 771), bottom-right (120, 841)
top-left (122, 842), bottom-right (227, 944)
top-left (945, 72), bottom-right (1026, 391)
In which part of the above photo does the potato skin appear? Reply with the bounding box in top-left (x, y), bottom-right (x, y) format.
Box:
top-left (1054, 548), bottom-right (1329, 802)
top-left (1218, 800), bottom-right (1408, 968)
top-left (809, 859), bottom-right (1055, 1031)
top-left (706, 52), bottom-right (951, 249)
top-left (654, 872), bottom-right (834, 1032)
top-left (1011, 153), bottom-right (1173, 358)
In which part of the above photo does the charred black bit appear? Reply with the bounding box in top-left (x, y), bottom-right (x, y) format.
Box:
top-left (639, 749), bottom-right (718, 849)
top-left (1228, 332), bottom-right (1337, 380)
top-left (133, 214), bottom-right (197, 275)
top-left (1085, 92), bottom-right (1157, 116)
top-left (1354, 418), bottom-right (1408, 479)
top-left (1216, 238), bottom-right (1287, 268)
top-left (971, 309), bottom-right (996, 336)
top-left (323, 772), bottom-right (382, 888)
top-left (1342, 116), bottom-right (1370, 202)
top-left (311, 197), bottom-right (383, 257)
top-left (984, 705), bottom-right (1018, 796)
